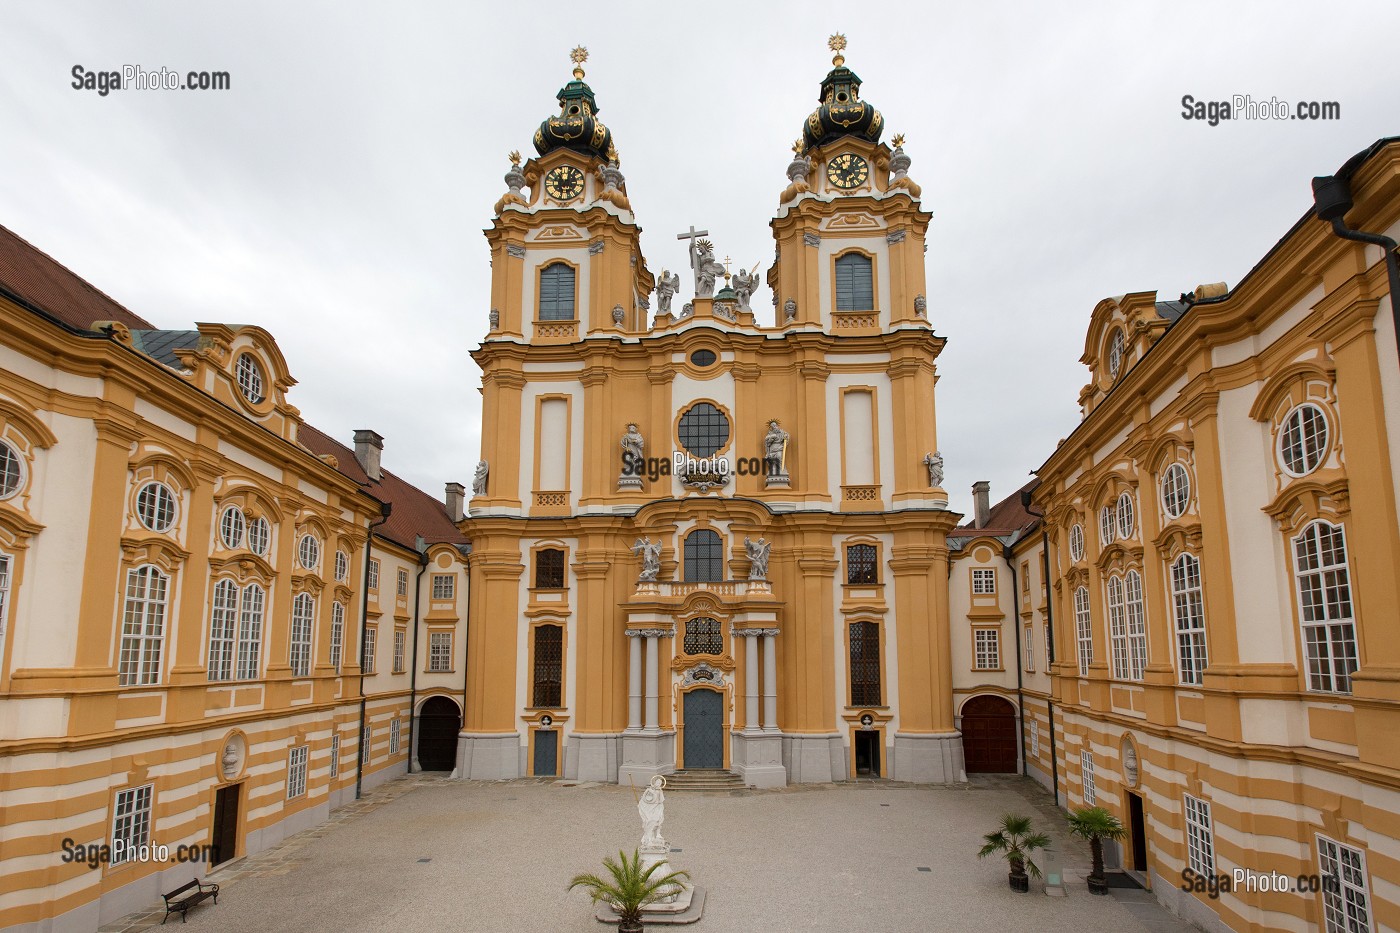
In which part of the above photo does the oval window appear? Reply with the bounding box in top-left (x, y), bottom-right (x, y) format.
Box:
top-left (690, 349), bottom-right (717, 367)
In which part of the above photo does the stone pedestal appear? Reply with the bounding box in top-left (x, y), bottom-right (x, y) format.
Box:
top-left (891, 731), bottom-right (966, 783)
top-left (454, 732), bottom-right (521, 780)
top-left (617, 474), bottom-right (643, 491)
top-left (731, 731), bottom-right (787, 788)
top-left (618, 731), bottom-right (676, 787)
top-left (764, 470), bottom-right (790, 489)
top-left (782, 733), bottom-right (845, 783)
top-left (570, 733), bottom-right (621, 782)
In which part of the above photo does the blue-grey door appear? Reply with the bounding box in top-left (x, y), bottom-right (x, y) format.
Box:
top-left (683, 689), bottom-right (724, 769)
top-left (533, 730), bottom-right (557, 776)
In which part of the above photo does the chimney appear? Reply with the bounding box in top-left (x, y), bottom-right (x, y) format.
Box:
top-left (352, 429), bottom-right (383, 481)
top-left (445, 482), bottom-right (466, 523)
top-left (973, 481), bottom-right (991, 529)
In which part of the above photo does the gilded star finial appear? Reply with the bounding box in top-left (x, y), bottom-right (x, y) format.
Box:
top-left (508, 150), bottom-right (522, 165)
top-left (828, 33), bottom-right (847, 67)
top-left (570, 45), bottom-right (588, 79)
top-left (792, 138), bottom-right (805, 155)
top-left (891, 133), bottom-right (905, 148)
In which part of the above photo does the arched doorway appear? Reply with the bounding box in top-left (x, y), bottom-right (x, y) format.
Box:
top-left (961, 695), bottom-right (1018, 773)
top-left (416, 696), bottom-right (461, 772)
top-left (682, 688), bottom-right (724, 769)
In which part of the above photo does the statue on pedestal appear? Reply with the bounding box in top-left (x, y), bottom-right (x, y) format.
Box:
top-left (471, 460), bottom-right (489, 496)
top-left (631, 537), bottom-right (662, 583)
top-left (638, 775), bottom-right (667, 849)
top-left (923, 451), bottom-right (944, 488)
top-left (745, 537), bottom-right (771, 581)
top-left (655, 271), bottom-right (680, 315)
top-left (619, 424), bottom-right (645, 490)
top-left (690, 239), bottom-right (726, 299)
top-left (763, 421), bottom-right (790, 486)
top-left (731, 265), bottom-right (761, 312)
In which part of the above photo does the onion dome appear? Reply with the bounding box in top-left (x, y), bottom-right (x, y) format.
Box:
top-left (533, 47), bottom-right (613, 160)
top-left (802, 35), bottom-right (884, 151)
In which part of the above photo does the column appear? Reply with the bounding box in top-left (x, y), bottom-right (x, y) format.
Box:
top-left (744, 632), bottom-right (760, 732)
top-left (643, 633), bottom-right (659, 733)
top-left (762, 631), bottom-right (779, 732)
top-left (627, 632), bottom-right (643, 732)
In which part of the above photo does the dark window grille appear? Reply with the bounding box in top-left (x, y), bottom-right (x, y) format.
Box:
top-left (532, 624), bottom-right (563, 708)
top-left (835, 253), bottom-right (874, 311)
top-left (539, 263), bottom-right (576, 321)
top-left (684, 530), bottom-right (723, 582)
top-left (677, 403), bottom-right (730, 457)
top-left (690, 349), bottom-right (717, 367)
top-left (847, 544), bottom-right (878, 584)
top-left (684, 618), bottom-right (723, 655)
top-left (535, 548), bottom-right (565, 588)
top-left (850, 621), bottom-right (881, 706)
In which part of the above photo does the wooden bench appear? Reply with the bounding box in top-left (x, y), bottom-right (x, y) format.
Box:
top-left (161, 878), bottom-right (218, 924)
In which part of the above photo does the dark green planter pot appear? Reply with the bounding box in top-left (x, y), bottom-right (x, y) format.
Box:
top-left (1009, 871), bottom-right (1030, 893)
top-left (1087, 875), bottom-right (1109, 896)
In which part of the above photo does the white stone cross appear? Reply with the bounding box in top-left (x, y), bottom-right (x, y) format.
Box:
top-left (677, 225), bottom-right (710, 272)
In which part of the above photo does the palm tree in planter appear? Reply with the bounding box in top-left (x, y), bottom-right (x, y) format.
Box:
top-left (569, 848), bottom-right (691, 933)
top-left (1067, 806), bottom-right (1127, 895)
top-left (978, 814), bottom-right (1051, 892)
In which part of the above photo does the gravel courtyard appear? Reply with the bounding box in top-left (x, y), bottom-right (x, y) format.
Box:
top-left (104, 774), bottom-right (1196, 933)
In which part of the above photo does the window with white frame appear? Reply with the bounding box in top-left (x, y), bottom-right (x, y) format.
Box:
top-left (110, 784), bottom-right (153, 864)
top-left (1171, 553), bottom-right (1208, 685)
top-left (430, 631), bottom-right (452, 672)
top-left (135, 481), bottom-right (177, 533)
top-left (1161, 463), bottom-right (1191, 519)
top-left (1279, 403), bottom-right (1330, 477)
top-left (1068, 523), bottom-right (1085, 563)
top-left (362, 626), bottom-right (377, 674)
top-left (1080, 748), bottom-right (1097, 805)
top-left (1029, 720), bottom-right (1039, 757)
top-left (397, 568), bottom-right (408, 596)
top-left (1116, 492), bottom-right (1135, 540)
top-left (1024, 624), bottom-right (1034, 672)
top-left (1107, 329), bottom-right (1124, 378)
top-left (1107, 575), bottom-right (1129, 680)
top-left (972, 568), bottom-right (996, 595)
top-left (1294, 520), bottom-right (1358, 693)
top-left (298, 534), bottom-right (320, 571)
top-left (432, 574), bottom-right (454, 600)
top-left (1125, 570), bottom-right (1147, 681)
top-left (286, 745), bottom-right (308, 798)
top-left (393, 630), bottom-right (405, 673)
top-left (1044, 621), bottom-right (1053, 667)
top-left (390, 717), bottom-right (401, 755)
top-left (1318, 835), bottom-right (1372, 933)
top-left (368, 558), bottom-right (380, 591)
top-left (1075, 586), bottom-right (1093, 676)
top-left (219, 506), bottom-right (245, 550)
top-left (1099, 505), bottom-right (1116, 547)
top-left (118, 565), bottom-right (168, 686)
top-left (330, 601), bottom-right (344, 673)
top-left (247, 516), bottom-right (270, 556)
top-left (330, 734), bottom-right (340, 778)
top-left (289, 592), bottom-right (314, 677)
top-left (334, 550), bottom-right (348, 583)
top-left (235, 353), bottom-right (265, 405)
top-left (0, 440), bottom-right (24, 499)
top-left (207, 578), bottom-right (238, 681)
top-left (974, 628), bottom-right (1000, 670)
top-left (361, 724), bottom-right (372, 763)
top-left (1183, 794), bottom-right (1215, 877)
top-left (0, 553), bottom-right (11, 648)
top-left (236, 583), bottom-right (265, 680)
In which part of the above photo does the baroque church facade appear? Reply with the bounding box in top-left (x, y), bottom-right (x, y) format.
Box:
top-left (460, 41), bottom-right (964, 787)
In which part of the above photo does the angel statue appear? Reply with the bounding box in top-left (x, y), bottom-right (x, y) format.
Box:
top-left (655, 270), bottom-right (680, 315)
top-left (690, 239), bottom-right (727, 298)
top-left (471, 460), bottom-right (489, 496)
top-left (745, 536), bottom-right (772, 581)
top-left (731, 265), bottom-right (761, 312)
top-left (638, 775), bottom-right (667, 849)
top-left (631, 536), bottom-right (663, 583)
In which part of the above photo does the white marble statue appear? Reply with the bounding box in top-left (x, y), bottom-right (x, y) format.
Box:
top-left (690, 239), bottom-right (726, 299)
top-left (472, 460), bottom-right (489, 496)
top-left (632, 536), bottom-right (663, 583)
top-left (731, 265), bottom-right (761, 312)
top-left (763, 421), bottom-right (789, 475)
top-left (923, 451), bottom-right (944, 488)
top-left (655, 270), bottom-right (680, 315)
top-left (745, 536), bottom-right (771, 581)
top-left (638, 775), bottom-right (667, 849)
top-left (621, 423), bottom-right (645, 467)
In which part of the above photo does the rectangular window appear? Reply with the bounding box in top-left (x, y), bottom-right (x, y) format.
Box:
top-left (236, 584), bottom-right (265, 680)
top-left (834, 252), bottom-right (874, 310)
top-left (207, 579), bottom-right (238, 682)
top-left (118, 566), bottom-right (168, 686)
top-left (1081, 748), bottom-right (1097, 805)
top-left (1294, 521), bottom-right (1358, 694)
top-left (1029, 720), bottom-right (1040, 757)
top-left (1318, 835), bottom-right (1372, 933)
top-left (290, 593), bottom-right (314, 677)
top-left (1125, 571), bottom-right (1148, 681)
top-left (1074, 587), bottom-right (1093, 676)
top-left (1171, 554), bottom-right (1208, 685)
top-left (110, 784), bottom-right (153, 865)
top-left (393, 630), bottom-right (405, 673)
top-left (430, 631), bottom-right (452, 672)
top-left (1183, 794), bottom-right (1215, 877)
top-left (390, 718), bottom-right (401, 755)
top-left (974, 629), bottom-right (1000, 670)
top-left (849, 621), bottom-right (881, 706)
top-left (287, 745), bottom-right (308, 798)
top-left (432, 574), bottom-right (454, 600)
top-left (972, 568), bottom-right (996, 595)
top-left (846, 544), bottom-right (878, 585)
top-left (330, 734), bottom-right (340, 779)
top-left (368, 558), bottom-right (380, 591)
top-left (1044, 621), bottom-right (1053, 667)
top-left (535, 548), bottom-right (566, 588)
top-left (538, 263), bottom-right (577, 321)
top-left (1107, 576), bottom-right (1130, 680)
top-left (0, 554), bottom-right (10, 653)
top-left (330, 601), bottom-right (344, 673)
top-left (1023, 624), bottom-right (1034, 672)
top-left (361, 724), bottom-right (372, 763)
top-left (397, 568), bottom-right (408, 597)
top-left (362, 627), bottom-right (377, 674)
top-left (532, 624), bottom-right (563, 708)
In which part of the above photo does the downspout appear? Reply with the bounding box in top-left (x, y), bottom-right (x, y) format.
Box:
top-left (1005, 545), bottom-right (1026, 777)
top-left (1313, 174), bottom-right (1400, 371)
top-left (1021, 488), bottom-right (1059, 805)
top-left (356, 502), bottom-right (392, 800)
top-left (407, 542), bottom-right (429, 773)
top-left (459, 546), bottom-right (473, 772)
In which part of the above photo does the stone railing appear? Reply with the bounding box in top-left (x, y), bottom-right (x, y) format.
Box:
top-left (831, 311), bottom-right (879, 330)
top-left (842, 484), bottom-right (881, 504)
top-left (533, 320), bottom-right (579, 340)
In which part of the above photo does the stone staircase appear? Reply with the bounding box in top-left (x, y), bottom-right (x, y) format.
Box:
top-left (664, 770), bottom-right (747, 792)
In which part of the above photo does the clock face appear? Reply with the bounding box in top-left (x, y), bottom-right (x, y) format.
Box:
top-left (544, 165), bottom-right (585, 201)
top-left (826, 153), bottom-right (869, 190)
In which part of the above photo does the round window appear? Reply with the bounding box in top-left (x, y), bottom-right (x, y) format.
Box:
top-left (298, 534), bottom-right (321, 571)
top-left (1278, 403), bottom-right (1329, 476)
top-left (1068, 523), bottom-right (1085, 563)
top-left (247, 516), bottom-right (271, 556)
top-left (219, 506), bottom-right (246, 549)
top-left (690, 349), bottom-right (717, 368)
top-left (1107, 330), bottom-right (1125, 379)
top-left (335, 550), bottom-right (349, 583)
top-left (136, 481), bottom-right (178, 532)
top-left (1161, 463), bottom-right (1191, 519)
top-left (1099, 505), bottom-right (1116, 546)
top-left (677, 402), bottom-right (730, 458)
top-left (236, 354), bottom-right (266, 405)
top-left (1116, 492), bottom-right (1136, 540)
top-left (0, 440), bottom-right (24, 500)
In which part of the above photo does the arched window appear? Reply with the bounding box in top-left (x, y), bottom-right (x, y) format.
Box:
top-left (532, 624), bottom-right (563, 707)
top-left (683, 529), bottom-right (723, 582)
top-left (849, 621), bottom-right (881, 706)
top-left (1293, 519), bottom-right (1357, 693)
top-left (1074, 586), bottom-right (1093, 676)
top-left (290, 593), bottom-right (315, 677)
top-left (237, 583), bottom-right (264, 680)
top-left (1106, 575), bottom-right (1128, 680)
top-left (118, 565), bottom-right (168, 686)
top-left (539, 263), bottom-right (576, 321)
top-left (1171, 553), bottom-right (1208, 685)
top-left (207, 579), bottom-right (239, 681)
top-left (683, 618), bottom-right (723, 655)
top-left (1124, 570), bottom-right (1147, 680)
top-left (834, 253), bottom-right (874, 311)
top-left (330, 601), bottom-right (345, 673)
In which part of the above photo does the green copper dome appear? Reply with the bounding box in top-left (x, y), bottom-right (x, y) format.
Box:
top-left (802, 38), bottom-right (884, 150)
top-left (533, 49), bottom-right (613, 161)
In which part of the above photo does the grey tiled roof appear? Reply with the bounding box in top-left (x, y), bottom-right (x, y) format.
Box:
top-left (131, 329), bottom-right (201, 367)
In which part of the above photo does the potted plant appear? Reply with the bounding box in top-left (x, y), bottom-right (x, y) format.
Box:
top-left (1066, 806), bottom-right (1126, 895)
top-left (569, 848), bottom-right (691, 933)
top-left (978, 813), bottom-right (1050, 892)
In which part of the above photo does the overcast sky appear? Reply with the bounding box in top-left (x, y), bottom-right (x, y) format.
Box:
top-left (3, 2), bottom-right (1397, 518)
